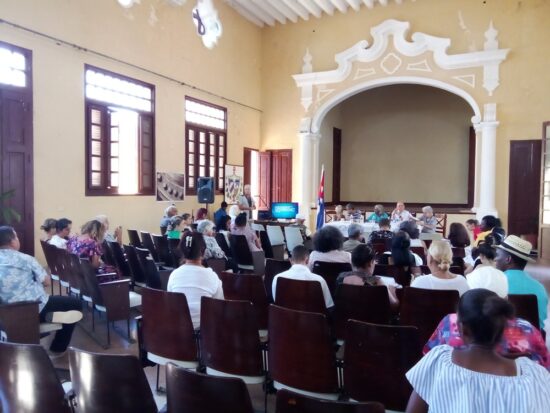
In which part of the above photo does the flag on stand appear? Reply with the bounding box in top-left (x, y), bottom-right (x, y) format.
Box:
top-left (315, 166), bottom-right (325, 230)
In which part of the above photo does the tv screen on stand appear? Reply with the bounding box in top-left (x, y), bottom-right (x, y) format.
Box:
top-left (271, 202), bottom-right (299, 220)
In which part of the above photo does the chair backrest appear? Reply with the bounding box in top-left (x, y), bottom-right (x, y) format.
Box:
top-left (123, 244), bottom-right (147, 285)
top-left (168, 237), bottom-right (183, 265)
top-left (220, 272), bottom-right (268, 329)
top-left (205, 258), bottom-right (226, 277)
top-left (0, 341), bottom-right (72, 412)
top-left (50, 246), bottom-right (71, 286)
top-left (385, 265), bottom-right (413, 287)
top-left (141, 287), bottom-right (198, 363)
top-left (200, 297), bottom-right (263, 377)
top-left (400, 287), bottom-right (460, 344)
top-left (508, 294), bottom-right (540, 329)
top-left (101, 240), bottom-right (116, 266)
top-left (449, 265), bottom-right (464, 276)
top-left (135, 247), bottom-right (162, 289)
top-left (276, 389), bottom-right (385, 413)
top-left (230, 234), bottom-right (254, 266)
top-left (65, 251), bottom-right (87, 294)
top-left (0, 301), bottom-right (40, 344)
top-left (69, 348), bottom-right (158, 413)
top-left (434, 213), bottom-right (447, 237)
top-left (266, 224), bottom-right (285, 246)
top-left (40, 240), bottom-right (57, 275)
top-left (275, 277), bottom-right (326, 314)
top-left (344, 320), bottom-right (422, 411)
top-left (127, 229), bottom-right (142, 248)
top-left (140, 231), bottom-right (160, 262)
top-left (410, 246), bottom-right (426, 263)
top-left (268, 305), bottom-right (338, 394)
top-left (284, 226), bottom-right (305, 253)
top-left (152, 234), bottom-right (173, 267)
top-left (264, 259), bottom-right (292, 303)
top-left (78, 258), bottom-right (105, 306)
top-left (166, 363), bottom-right (254, 413)
top-left (251, 223), bottom-right (265, 233)
top-left (451, 247), bottom-right (466, 258)
top-left (259, 230), bottom-right (274, 258)
top-left (333, 284), bottom-right (391, 340)
top-left (109, 241), bottom-right (131, 278)
top-left (215, 233), bottom-right (231, 257)
top-left (311, 261), bottom-right (352, 297)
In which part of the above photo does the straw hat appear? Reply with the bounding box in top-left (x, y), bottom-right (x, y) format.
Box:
top-left (496, 235), bottom-right (535, 263)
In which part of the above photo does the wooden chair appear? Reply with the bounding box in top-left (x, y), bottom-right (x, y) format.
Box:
top-left (399, 287), bottom-right (459, 344)
top-left (0, 341), bottom-right (72, 413)
top-left (101, 240), bottom-right (116, 266)
top-left (141, 288), bottom-right (199, 391)
top-left (344, 320), bottom-right (422, 411)
top-left (200, 297), bottom-right (265, 384)
top-left (152, 234), bottom-right (174, 268)
top-left (450, 265), bottom-right (464, 276)
top-left (69, 348), bottom-right (158, 413)
top-left (434, 213), bottom-right (447, 237)
top-left (140, 231), bottom-right (161, 263)
top-left (451, 247), bottom-right (466, 258)
top-left (230, 234), bottom-right (265, 274)
top-left (166, 363), bottom-right (254, 413)
top-left (259, 230), bottom-right (275, 259)
top-left (311, 261), bottom-right (352, 297)
top-left (123, 244), bottom-right (148, 288)
top-left (127, 229), bottom-right (143, 248)
top-left (168, 237), bottom-right (183, 266)
top-left (410, 246), bottom-right (426, 264)
top-left (0, 301), bottom-right (40, 344)
top-left (220, 272), bottom-right (269, 333)
top-left (276, 389), bottom-right (385, 413)
top-left (333, 284), bottom-right (391, 341)
top-left (49, 245), bottom-right (71, 294)
top-left (264, 258), bottom-right (292, 303)
top-left (508, 294), bottom-right (540, 330)
top-left (268, 305), bottom-right (339, 399)
top-left (40, 240), bottom-right (60, 295)
top-left (373, 264), bottom-right (412, 287)
top-left (205, 257), bottom-right (226, 276)
top-left (108, 240), bottom-right (132, 279)
top-left (215, 232), bottom-right (232, 257)
top-left (275, 277), bottom-right (327, 314)
top-left (135, 247), bottom-right (167, 289)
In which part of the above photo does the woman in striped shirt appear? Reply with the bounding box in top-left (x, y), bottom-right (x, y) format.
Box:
top-left (406, 288), bottom-right (550, 413)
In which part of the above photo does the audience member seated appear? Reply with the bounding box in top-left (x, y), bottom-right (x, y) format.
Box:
top-left (195, 208), bottom-right (208, 225)
top-left (0, 226), bottom-right (83, 358)
top-left (465, 218), bottom-right (481, 241)
top-left (343, 223), bottom-right (364, 253)
top-left (181, 213), bottom-right (193, 232)
top-left (95, 214), bottom-right (122, 244)
top-left (334, 204), bottom-right (345, 221)
top-left (67, 220), bottom-right (105, 269)
top-left (272, 245), bottom-right (333, 309)
top-left (48, 218), bottom-right (72, 249)
top-left (197, 220), bottom-right (236, 271)
top-left (217, 215), bottom-right (232, 244)
top-left (336, 244), bottom-right (399, 310)
top-left (400, 220), bottom-right (424, 248)
top-left (238, 184), bottom-right (256, 219)
top-left (367, 218), bottom-right (393, 244)
top-left (167, 232), bottom-right (224, 329)
top-left (416, 206), bottom-right (437, 234)
top-left (448, 222), bottom-right (473, 268)
top-left (40, 218), bottom-right (57, 242)
top-left (411, 241), bottom-right (469, 296)
top-left (425, 309), bottom-right (549, 370)
top-left (495, 235), bottom-right (547, 330)
top-left (213, 201), bottom-right (228, 229)
top-left (406, 289), bottom-right (550, 412)
top-left (231, 213), bottom-right (262, 252)
top-left (160, 205), bottom-right (178, 233)
top-left (466, 243), bottom-right (508, 298)
top-left (167, 216), bottom-right (183, 240)
top-left (390, 201), bottom-right (412, 223)
top-left (308, 225), bottom-right (351, 269)
top-left (474, 215), bottom-right (505, 247)
top-left (290, 213), bottom-right (312, 241)
top-left (384, 230), bottom-right (422, 269)
top-left (344, 203), bottom-right (362, 221)
top-left (366, 204), bottom-right (389, 223)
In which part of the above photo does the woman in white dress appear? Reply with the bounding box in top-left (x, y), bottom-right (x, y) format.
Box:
top-left (406, 288), bottom-right (550, 413)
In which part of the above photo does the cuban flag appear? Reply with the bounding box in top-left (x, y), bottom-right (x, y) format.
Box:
top-left (315, 166), bottom-right (325, 230)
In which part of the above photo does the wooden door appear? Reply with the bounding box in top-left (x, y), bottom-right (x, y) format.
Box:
top-left (0, 88), bottom-right (34, 254)
top-left (271, 149), bottom-right (292, 203)
top-left (258, 151), bottom-right (271, 210)
top-left (508, 140), bottom-right (541, 243)
top-left (243, 147), bottom-right (252, 185)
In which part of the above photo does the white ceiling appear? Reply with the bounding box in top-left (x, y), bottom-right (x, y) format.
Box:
top-left (225, 0), bottom-right (412, 27)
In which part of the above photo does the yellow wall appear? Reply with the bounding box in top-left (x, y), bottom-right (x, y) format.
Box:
top-left (321, 85), bottom-right (472, 203)
top-left (261, 0), bottom-right (550, 228)
top-left (0, 0), bottom-right (262, 260)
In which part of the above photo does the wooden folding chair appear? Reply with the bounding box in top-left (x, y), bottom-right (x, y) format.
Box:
top-left (311, 261), bottom-right (352, 297)
top-left (264, 258), bottom-right (291, 303)
top-left (276, 389), bottom-right (385, 413)
top-left (508, 294), bottom-right (540, 330)
top-left (274, 277), bottom-right (327, 314)
top-left (127, 229), bottom-right (143, 248)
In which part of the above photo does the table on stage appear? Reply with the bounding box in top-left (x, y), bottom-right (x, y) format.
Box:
top-left (324, 221), bottom-right (400, 237)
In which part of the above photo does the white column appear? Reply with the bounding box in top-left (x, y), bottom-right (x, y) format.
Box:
top-left (472, 122), bottom-right (482, 212)
top-left (311, 134), bottom-right (321, 205)
top-left (476, 103), bottom-right (499, 219)
top-left (299, 132), bottom-right (315, 222)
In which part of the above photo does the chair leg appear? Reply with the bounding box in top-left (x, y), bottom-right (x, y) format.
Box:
top-left (156, 364), bottom-right (160, 392)
top-left (127, 318), bottom-right (131, 340)
top-left (91, 308), bottom-right (95, 331)
top-left (107, 321), bottom-right (111, 345)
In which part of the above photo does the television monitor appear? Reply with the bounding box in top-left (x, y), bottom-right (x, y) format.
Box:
top-left (271, 202), bottom-right (299, 220)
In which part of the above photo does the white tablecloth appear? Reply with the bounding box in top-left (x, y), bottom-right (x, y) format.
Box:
top-left (324, 221), bottom-right (401, 237)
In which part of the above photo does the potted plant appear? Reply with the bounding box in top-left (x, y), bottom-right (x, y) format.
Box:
top-left (0, 189), bottom-right (21, 224)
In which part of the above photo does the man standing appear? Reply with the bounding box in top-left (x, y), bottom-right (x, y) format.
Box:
top-left (495, 235), bottom-right (547, 330)
top-left (238, 184), bottom-right (256, 220)
top-left (48, 218), bottom-right (72, 249)
top-left (0, 226), bottom-right (82, 357)
top-left (214, 201), bottom-right (228, 229)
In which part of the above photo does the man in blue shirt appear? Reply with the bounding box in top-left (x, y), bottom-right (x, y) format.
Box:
top-left (214, 201), bottom-right (228, 229)
top-left (495, 235), bottom-right (547, 330)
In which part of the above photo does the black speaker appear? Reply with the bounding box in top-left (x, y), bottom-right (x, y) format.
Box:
top-left (197, 177), bottom-right (215, 204)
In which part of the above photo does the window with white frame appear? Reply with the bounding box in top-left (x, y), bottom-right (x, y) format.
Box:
top-left (0, 45), bottom-right (28, 88)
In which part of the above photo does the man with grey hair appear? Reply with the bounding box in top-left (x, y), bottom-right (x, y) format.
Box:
top-left (343, 223), bottom-right (365, 253)
top-left (238, 184), bottom-right (256, 220)
top-left (160, 205), bottom-right (178, 234)
top-left (417, 205), bottom-right (437, 234)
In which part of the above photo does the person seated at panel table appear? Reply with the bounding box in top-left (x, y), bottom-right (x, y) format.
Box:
top-left (334, 205), bottom-right (345, 221)
top-left (391, 201), bottom-right (412, 223)
top-left (416, 206), bottom-right (437, 234)
top-left (336, 244), bottom-right (399, 311)
top-left (405, 288), bottom-right (550, 413)
top-left (367, 218), bottom-right (394, 245)
top-left (366, 204), bottom-right (389, 223)
top-left (343, 223), bottom-right (365, 253)
top-left (308, 225), bottom-right (351, 270)
top-left (343, 203), bottom-right (363, 221)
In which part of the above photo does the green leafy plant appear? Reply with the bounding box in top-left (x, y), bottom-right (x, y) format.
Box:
top-left (0, 190), bottom-right (21, 224)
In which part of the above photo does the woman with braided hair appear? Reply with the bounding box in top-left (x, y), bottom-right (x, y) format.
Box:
top-left (167, 232), bottom-right (223, 329)
top-left (410, 240), bottom-right (469, 296)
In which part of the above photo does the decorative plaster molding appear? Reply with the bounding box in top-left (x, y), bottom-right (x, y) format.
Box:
top-left (407, 59), bottom-right (432, 72)
top-left (353, 67), bottom-right (377, 80)
top-left (293, 19), bottom-right (509, 109)
top-left (453, 74), bottom-right (476, 88)
top-left (380, 53), bottom-right (402, 74)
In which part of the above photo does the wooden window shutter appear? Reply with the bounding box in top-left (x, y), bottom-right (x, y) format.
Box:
top-left (139, 114), bottom-right (155, 194)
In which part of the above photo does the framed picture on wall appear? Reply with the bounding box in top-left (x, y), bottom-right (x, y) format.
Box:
top-left (224, 164), bottom-right (244, 205)
top-left (156, 172), bottom-right (185, 201)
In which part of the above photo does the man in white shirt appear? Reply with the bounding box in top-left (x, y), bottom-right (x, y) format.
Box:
top-left (48, 218), bottom-right (72, 250)
top-left (391, 201), bottom-right (412, 223)
top-left (272, 245), bottom-right (334, 309)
